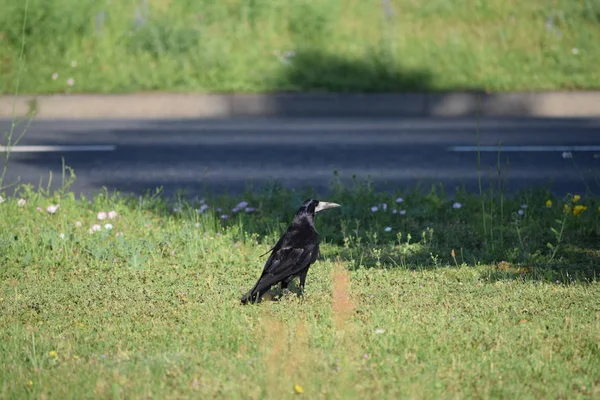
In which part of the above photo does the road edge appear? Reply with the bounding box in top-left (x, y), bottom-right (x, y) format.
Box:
top-left (1, 91), bottom-right (600, 119)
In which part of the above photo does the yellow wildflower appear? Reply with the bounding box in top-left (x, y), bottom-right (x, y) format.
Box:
top-left (49, 350), bottom-right (57, 358)
top-left (28, 380), bottom-right (33, 387)
top-left (573, 195), bottom-right (581, 203)
top-left (545, 200), bottom-right (552, 208)
top-left (572, 205), bottom-right (587, 217)
top-left (294, 384), bottom-right (304, 394)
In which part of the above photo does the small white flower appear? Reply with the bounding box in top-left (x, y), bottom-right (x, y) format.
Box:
top-left (572, 48), bottom-right (579, 55)
top-left (104, 223), bottom-right (113, 230)
top-left (67, 78), bottom-right (75, 86)
top-left (173, 207), bottom-right (181, 213)
top-left (244, 207), bottom-right (256, 213)
top-left (381, 203), bottom-right (388, 211)
top-left (220, 214), bottom-right (228, 220)
top-left (453, 202), bottom-right (462, 209)
top-left (89, 224), bottom-right (102, 233)
top-left (108, 210), bottom-right (118, 219)
top-left (52, 73), bottom-right (59, 80)
top-left (75, 221), bottom-right (82, 227)
top-left (116, 232), bottom-right (123, 237)
top-left (97, 211), bottom-right (108, 220)
top-left (395, 197), bottom-right (404, 203)
top-left (0, 196), bottom-right (3, 204)
top-left (17, 198), bottom-right (26, 207)
top-left (194, 222), bottom-right (201, 228)
top-left (196, 204), bottom-right (209, 214)
top-left (392, 209), bottom-right (397, 214)
top-left (399, 209), bottom-right (406, 215)
top-left (71, 60), bottom-right (78, 67)
top-left (562, 151), bottom-right (572, 159)
top-left (517, 209), bottom-right (524, 216)
top-left (384, 226), bottom-right (392, 232)
top-left (59, 233), bottom-right (65, 239)
top-left (371, 206), bottom-right (378, 212)
top-left (520, 204), bottom-right (528, 209)
top-left (375, 328), bottom-right (385, 334)
top-left (46, 204), bottom-right (59, 214)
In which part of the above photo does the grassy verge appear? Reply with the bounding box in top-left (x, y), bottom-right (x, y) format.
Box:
top-left (1, 0), bottom-right (600, 94)
top-left (1, 180), bottom-right (599, 398)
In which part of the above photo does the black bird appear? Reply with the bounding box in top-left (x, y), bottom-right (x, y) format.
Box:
top-left (240, 199), bottom-right (341, 304)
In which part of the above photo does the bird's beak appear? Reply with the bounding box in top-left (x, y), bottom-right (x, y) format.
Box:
top-left (315, 201), bottom-right (341, 213)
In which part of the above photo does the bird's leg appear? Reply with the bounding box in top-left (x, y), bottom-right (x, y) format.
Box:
top-left (298, 270), bottom-right (308, 297)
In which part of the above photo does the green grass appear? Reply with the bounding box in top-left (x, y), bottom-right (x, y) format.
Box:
top-left (1, 0), bottom-right (600, 94)
top-left (1, 178), bottom-right (600, 399)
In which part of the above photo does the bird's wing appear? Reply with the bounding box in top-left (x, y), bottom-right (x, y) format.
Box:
top-left (253, 244), bottom-right (317, 293)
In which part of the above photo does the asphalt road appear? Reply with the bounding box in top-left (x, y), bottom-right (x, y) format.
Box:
top-left (1, 117), bottom-right (599, 198)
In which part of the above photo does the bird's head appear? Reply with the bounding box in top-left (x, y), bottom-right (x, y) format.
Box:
top-left (299, 199), bottom-right (341, 216)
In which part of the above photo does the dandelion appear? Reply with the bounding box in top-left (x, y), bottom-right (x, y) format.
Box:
top-left (97, 211), bottom-right (107, 220)
top-left (453, 202), bottom-right (462, 209)
top-left (46, 204), bottom-right (59, 214)
top-left (395, 197), bottom-right (404, 203)
top-left (572, 205), bottom-right (587, 217)
top-left (293, 384), bottom-right (304, 394)
top-left (89, 224), bottom-right (102, 233)
top-left (399, 209), bottom-right (406, 215)
top-left (384, 226), bottom-right (392, 232)
top-left (562, 151), bottom-right (572, 159)
top-left (104, 223), bottom-right (113, 230)
top-left (108, 210), bottom-right (117, 219)
top-left (17, 198), bottom-right (26, 207)
top-left (67, 78), bottom-right (75, 86)
top-left (49, 350), bottom-right (58, 358)
top-left (52, 72), bottom-right (59, 80)
top-left (371, 206), bottom-right (378, 212)
top-left (71, 60), bottom-right (77, 67)
top-left (375, 328), bottom-right (385, 334)
top-left (546, 200), bottom-right (552, 208)
top-left (573, 195), bottom-right (581, 203)
top-left (244, 207), bottom-right (256, 213)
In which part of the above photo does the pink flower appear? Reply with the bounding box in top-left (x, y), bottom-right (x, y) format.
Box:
top-left (97, 212), bottom-right (108, 220)
top-left (46, 204), bottom-right (59, 214)
top-left (108, 210), bottom-right (118, 219)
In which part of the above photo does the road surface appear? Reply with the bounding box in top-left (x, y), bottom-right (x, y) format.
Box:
top-left (1, 117), bottom-right (599, 198)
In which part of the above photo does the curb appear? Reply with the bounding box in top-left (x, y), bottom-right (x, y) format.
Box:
top-left (1, 91), bottom-right (600, 119)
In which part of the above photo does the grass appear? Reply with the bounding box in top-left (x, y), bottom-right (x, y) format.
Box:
top-left (1, 0), bottom-right (600, 94)
top-left (1, 177), bottom-right (600, 399)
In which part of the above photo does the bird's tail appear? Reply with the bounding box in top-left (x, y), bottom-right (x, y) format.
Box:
top-left (240, 288), bottom-right (259, 305)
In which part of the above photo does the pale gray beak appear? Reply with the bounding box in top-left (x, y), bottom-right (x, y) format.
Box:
top-left (315, 201), bottom-right (341, 213)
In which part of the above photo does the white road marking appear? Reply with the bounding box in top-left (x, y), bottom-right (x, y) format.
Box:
top-left (448, 145), bottom-right (600, 152)
top-left (0, 145), bottom-right (116, 152)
